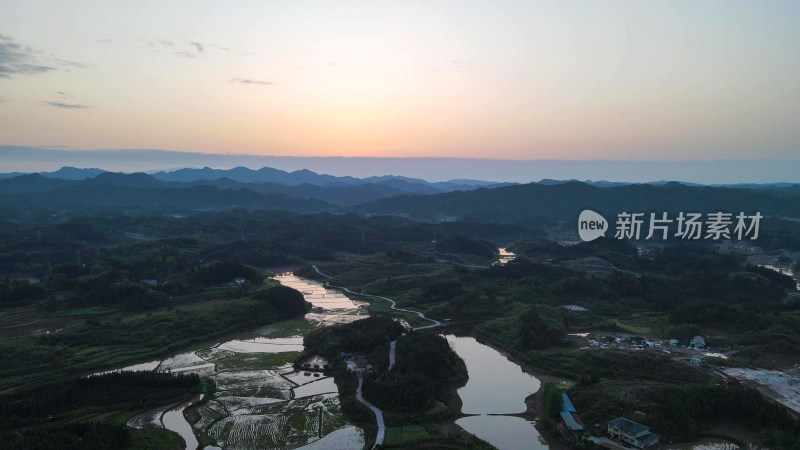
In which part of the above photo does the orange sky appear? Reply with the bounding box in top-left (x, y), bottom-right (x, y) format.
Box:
top-left (1, 1), bottom-right (799, 160)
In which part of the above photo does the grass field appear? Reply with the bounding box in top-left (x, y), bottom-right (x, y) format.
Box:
top-left (127, 428), bottom-right (186, 450)
top-left (384, 425), bottom-right (430, 445)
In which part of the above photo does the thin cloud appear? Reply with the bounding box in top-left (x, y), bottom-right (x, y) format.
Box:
top-left (52, 57), bottom-right (89, 69)
top-left (41, 101), bottom-right (90, 109)
top-left (229, 78), bottom-right (275, 85)
top-left (0, 34), bottom-right (56, 78)
top-left (146, 39), bottom-right (173, 49)
top-left (174, 51), bottom-right (198, 58)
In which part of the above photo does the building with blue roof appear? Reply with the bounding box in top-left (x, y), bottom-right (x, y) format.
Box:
top-left (561, 392), bottom-right (577, 413)
top-left (559, 393), bottom-right (584, 432)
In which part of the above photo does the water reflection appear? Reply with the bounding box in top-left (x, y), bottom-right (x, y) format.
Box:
top-left (162, 394), bottom-right (203, 450)
top-left (497, 248), bottom-right (516, 264)
top-left (456, 415), bottom-right (547, 450)
top-left (112, 274), bottom-right (367, 449)
top-left (446, 335), bottom-right (540, 414)
top-left (445, 335), bottom-right (548, 450)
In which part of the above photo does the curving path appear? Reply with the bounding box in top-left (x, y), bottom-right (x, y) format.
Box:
top-left (311, 265), bottom-right (443, 448)
top-left (388, 340), bottom-right (396, 371)
top-left (312, 265), bottom-right (441, 331)
top-left (356, 374), bottom-right (385, 448)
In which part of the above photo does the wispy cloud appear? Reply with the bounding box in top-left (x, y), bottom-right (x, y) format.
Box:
top-left (53, 57), bottom-right (89, 69)
top-left (143, 39), bottom-right (230, 58)
top-left (145, 39), bottom-right (173, 50)
top-left (41, 101), bottom-right (90, 109)
top-left (230, 78), bottom-right (275, 85)
top-left (0, 34), bottom-right (56, 78)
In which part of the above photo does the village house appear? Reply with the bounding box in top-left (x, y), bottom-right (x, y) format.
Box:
top-left (607, 417), bottom-right (660, 449)
top-left (690, 335), bottom-right (706, 349)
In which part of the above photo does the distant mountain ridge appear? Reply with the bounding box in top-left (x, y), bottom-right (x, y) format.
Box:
top-left (3, 166), bottom-right (800, 192)
top-left (356, 181), bottom-right (800, 223)
top-left (1, 169), bottom-right (799, 221)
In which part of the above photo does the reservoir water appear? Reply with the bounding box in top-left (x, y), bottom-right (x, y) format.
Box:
top-left (446, 335), bottom-right (548, 450)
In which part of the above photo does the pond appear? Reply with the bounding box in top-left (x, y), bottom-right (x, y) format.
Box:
top-left (497, 248), bottom-right (516, 264)
top-left (445, 335), bottom-right (548, 450)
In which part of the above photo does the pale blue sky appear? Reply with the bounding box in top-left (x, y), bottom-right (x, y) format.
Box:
top-left (1, 1), bottom-right (799, 162)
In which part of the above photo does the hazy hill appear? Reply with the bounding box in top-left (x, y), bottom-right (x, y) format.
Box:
top-left (356, 181), bottom-right (800, 223)
top-left (149, 166), bottom-right (511, 193)
top-left (0, 182), bottom-right (336, 213)
top-left (0, 168), bottom-right (513, 206)
top-left (40, 167), bottom-right (105, 180)
top-left (0, 172), bottom-right (418, 207)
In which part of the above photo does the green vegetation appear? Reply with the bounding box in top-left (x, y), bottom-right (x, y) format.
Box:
top-left (379, 432), bottom-right (499, 449)
top-left (0, 284), bottom-right (309, 392)
top-left (1, 197), bottom-right (799, 449)
top-left (0, 372), bottom-right (200, 450)
top-left (384, 425), bottom-right (430, 445)
top-left (364, 332), bottom-right (467, 412)
top-left (213, 351), bottom-right (300, 371)
top-left (127, 428), bottom-right (186, 450)
top-left (300, 316), bottom-right (405, 362)
top-left (650, 386), bottom-right (800, 448)
top-left (541, 383), bottom-right (564, 421)
top-left (0, 422), bottom-right (131, 450)
top-left (0, 371), bottom-right (200, 428)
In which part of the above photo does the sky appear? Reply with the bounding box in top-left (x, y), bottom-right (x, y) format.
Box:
top-left (1, 1), bottom-right (799, 173)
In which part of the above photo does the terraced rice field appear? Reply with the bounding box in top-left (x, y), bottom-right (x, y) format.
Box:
top-left (119, 274), bottom-right (369, 449)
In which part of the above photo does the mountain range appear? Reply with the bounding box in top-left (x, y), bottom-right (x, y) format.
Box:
top-left (1, 167), bottom-right (799, 225)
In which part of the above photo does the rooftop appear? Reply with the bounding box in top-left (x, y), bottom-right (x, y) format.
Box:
top-left (560, 411), bottom-right (584, 431)
top-left (561, 393), bottom-right (577, 413)
top-left (608, 417), bottom-right (649, 435)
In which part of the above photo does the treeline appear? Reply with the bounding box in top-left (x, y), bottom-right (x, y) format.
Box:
top-left (193, 260), bottom-right (265, 287)
top-left (0, 371), bottom-right (200, 429)
top-left (518, 306), bottom-right (565, 350)
top-left (651, 386), bottom-right (800, 448)
top-left (252, 284), bottom-right (310, 315)
top-left (433, 236), bottom-right (498, 259)
top-left (363, 332), bottom-right (466, 412)
top-left (0, 422), bottom-right (130, 450)
top-left (25, 259), bottom-right (267, 311)
top-left (0, 279), bottom-right (47, 306)
top-left (300, 316), bottom-right (405, 361)
top-left (512, 237), bottom-right (638, 269)
top-left (745, 263), bottom-right (797, 290)
top-left (39, 285), bottom-right (308, 349)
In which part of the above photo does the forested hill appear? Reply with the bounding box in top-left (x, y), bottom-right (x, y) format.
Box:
top-left (356, 181), bottom-right (800, 223)
top-left (0, 175), bottom-right (337, 213)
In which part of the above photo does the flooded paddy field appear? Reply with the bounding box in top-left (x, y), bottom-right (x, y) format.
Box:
top-left (723, 367), bottom-right (800, 414)
top-left (118, 274), bottom-right (370, 449)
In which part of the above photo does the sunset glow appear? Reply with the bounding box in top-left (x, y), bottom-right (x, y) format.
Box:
top-left (1, 1), bottom-right (799, 160)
